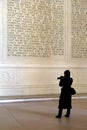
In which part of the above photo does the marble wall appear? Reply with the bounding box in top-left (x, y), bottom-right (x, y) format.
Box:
top-left (0, 0), bottom-right (87, 96)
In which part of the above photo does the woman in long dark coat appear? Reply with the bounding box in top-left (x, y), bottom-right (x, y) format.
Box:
top-left (56, 70), bottom-right (74, 118)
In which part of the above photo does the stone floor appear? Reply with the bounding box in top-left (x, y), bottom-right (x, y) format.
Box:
top-left (0, 97), bottom-right (87, 130)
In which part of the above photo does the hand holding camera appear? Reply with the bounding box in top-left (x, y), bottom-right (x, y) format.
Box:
top-left (57, 76), bottom-right (64, 80)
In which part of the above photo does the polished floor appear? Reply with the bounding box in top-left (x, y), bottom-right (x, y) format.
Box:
top-left (0, 97), bottom-right (87, 130)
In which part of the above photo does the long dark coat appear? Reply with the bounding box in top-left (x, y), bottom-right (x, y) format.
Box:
top-left (58, 77), bottom-right (73, 109)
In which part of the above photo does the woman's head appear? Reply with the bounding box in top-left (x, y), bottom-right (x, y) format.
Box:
top-left (64, 70), bottom-right (70, 77)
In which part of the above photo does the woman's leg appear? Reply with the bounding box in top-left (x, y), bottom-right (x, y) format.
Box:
top-left (65, 109), bottom-right (71, 117)
top-left (56, 109), bottom-right (62, 118)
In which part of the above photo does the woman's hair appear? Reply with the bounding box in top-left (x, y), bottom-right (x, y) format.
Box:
top-left (64, 70), bottom-right (70, 77)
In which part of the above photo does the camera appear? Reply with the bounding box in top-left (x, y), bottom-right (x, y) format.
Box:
top-left (57, 76), bottom-right (64, 80)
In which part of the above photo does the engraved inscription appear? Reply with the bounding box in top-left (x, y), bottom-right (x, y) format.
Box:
top-left (0, 72), bottom-right (16, 82)
top-left (7, 0), bottom-right (64, 57)
top-left (71, 0), bottom-right (87, 58)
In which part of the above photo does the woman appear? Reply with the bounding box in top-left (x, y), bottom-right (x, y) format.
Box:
top-left (56, 70), bottom-right (75, 118)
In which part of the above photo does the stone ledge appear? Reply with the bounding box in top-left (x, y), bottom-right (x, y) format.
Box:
top-left (0, 93), bottom-right (87, 100)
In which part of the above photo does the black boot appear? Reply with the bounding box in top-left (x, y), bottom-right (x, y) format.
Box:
top-left (56, 109), bottom-right (62, 118)
top-left (65, 109), bottom-right (70, 117)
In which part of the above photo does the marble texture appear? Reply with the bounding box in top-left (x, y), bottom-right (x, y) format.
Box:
top-left (0, 98), bottom-right (86, 130)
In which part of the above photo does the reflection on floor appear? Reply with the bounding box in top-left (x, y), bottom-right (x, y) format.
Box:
top-left (0, 97), bottom-right (87, 130)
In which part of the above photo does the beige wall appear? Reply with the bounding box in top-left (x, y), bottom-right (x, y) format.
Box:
top-left (0, 66), bottom-right (87, 96)
top-left (0, 0), bottom-right (87, 96)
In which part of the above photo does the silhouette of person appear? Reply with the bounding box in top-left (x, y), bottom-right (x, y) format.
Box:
top-left (56, 70), bottom-right (75, 118)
